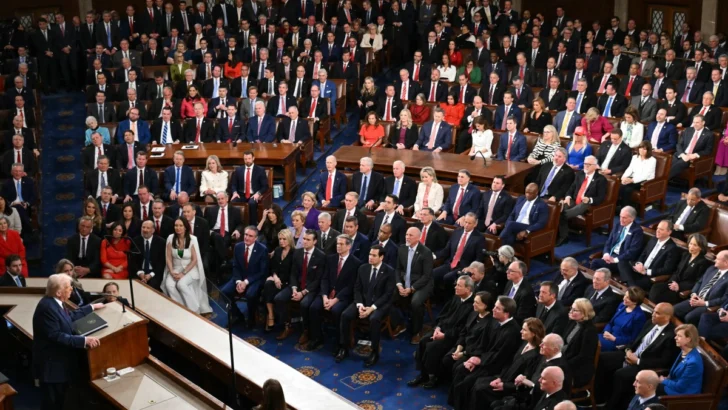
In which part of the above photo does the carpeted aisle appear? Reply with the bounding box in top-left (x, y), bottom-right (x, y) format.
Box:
top-left (38, 93), bottom-right (87, 276)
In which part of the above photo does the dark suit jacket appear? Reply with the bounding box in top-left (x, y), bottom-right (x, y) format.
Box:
top-left (449, 84), bottom-right (477, 105)
top-left (352, 171), bottom-right (386, 205)
top-left (317, 170), bottom-right (347, 206)
top-left (536, 164), bottom-right (575, 200)
top-left (634, 237), bottom-right (680, 277)
top-left (628, 322), bottom-right (679, 369)
top-left (478, 190), bottom-right (516, 231)
top-left (150, 119), bottom-right (184, 144)
top-left (319, 253), bottom-right (360, 304)
top-left (584, 285), bottom-right (622, 323)
top-left (388, 125), bottom-right (419, 150)
top-left (351, 232), bottom-right (371, 262)
top-left (645, 121), bottom-right (678, 151)
top-left (394, 243), bottom-right (433, 291)
top-left (216, 118), bottom-right (245, 142)
top-left (375, 96), bottom-right (403, 120)
top-left (276, 117), bottom-right (311, 143)
top-left (603, 223), bottom-right (644, 260)
top-left (204, 205), bottom-right (243, 236)
top-left (123, 167), bottom-right (159, 197)
top-left (87, 103), bottom-right (115, 123)
top-left (201, 77), bottom-right (230, 99)
top-left (368, 212), bottom-right (406, 245)
top-left (554, 273), bottom-right (590, 307)
top-left (163, 165), bottom-right (196, 197)
top-left (354, 263), bottom-right (395, 310)
top-left (478, 82), bottom-right (506, 105)
top-left (246, 114), bottom-right (277, 142)
top-left (597, 93), bottom-right (628, 117)
top-left (266, 95), bottom-right (298, 117)
top-left (687, 104), bottom-right (722, 130)
top-left (230, 165), bottom-right (269, 197)
top-left (676, 79), bottom-right (705, 104)
top-left (230, 241), bottom-right (268, 291)
top-left (114, 142), bottom-right (143, 170)
top-left (563, 319), bottom-right (599, 387)
top-left (670, 200), bottom-right (711, 236)
top-left (0, 272), bottom-right (26, 287)
top-left (83, 169), bottom-right (122, 199)
top-left (382, 175), bottom-right (417, 209)
top-left (65, 233), bottom-right (102, 276)
top-left (442, 183), bottom-right (481, 220)
top-left (596, 141), bottom-right (632, 175)
top-left (316, 228), bottom-right (341, 255)
top-left (421, 80), bottom-right (448, 102)
top-left (618, 75), bottom-right (646, 97)
top-left (565, 171), bottom-right (607, 205)
top-left (504, 196), bottom-right (550, 233)
top-left (182, 117), bottom-right (216, 143)
top-left (290, 247), bottom-right (327, 294)
top-left (333, 208), bottom-right (369, 234)
top-left (660, 100), bottom-right (688, 126)
top-left (538, 88), bottom-right (567, 111)
top-left (130, 235), bottom-right (166, 290)
top-left (1, 148), bottom-right (36, 177)
top-left (532, 389), bottom-right (568, 410)
top-left (504, 277), bottom-right (538, 322)
top-left (675, 127), bottom-right (714, 158)
top-left (151, 215), bottom-right (175, 238)
top-left (32, 297), bottom-right (94, 383)
top-left (436, 228), bottom-right (485, 271)
top-left (536, 301), bottom-right (568, 336)
top-left (496, 132), bottom-right (527, 161)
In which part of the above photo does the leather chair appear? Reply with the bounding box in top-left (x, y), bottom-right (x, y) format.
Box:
top-left (703, 205), bottom-right (728, 253)
top-left (511, 199), bottom-right (561, 266)
top-left (630, 152), bottom-right (671, 217)
top-left (331, 78), bottom-right (347, 129)
top-left (571, 342), bottom-right (601, 410)
top-left (142, 66), bottom-right (171, 81)
top-left (676, 133), bottom-right (720, 189)
top-left (568, 176), bottom-right (620, 246)
top-left (659, 345), bottom-right (728, 410)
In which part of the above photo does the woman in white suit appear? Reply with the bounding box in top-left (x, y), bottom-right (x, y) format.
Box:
top-left (618, 140), bottom-right (657, 209)
top-left (413, 167), bottom-right (444, 218)
top-left (162, 218), bottom-right (212, 315)
top-left (360, 24), bottom-right (383, 53)
top-left (619, 106), bottom-right (645, 148)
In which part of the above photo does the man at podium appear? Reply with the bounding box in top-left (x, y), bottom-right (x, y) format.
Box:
top-left (32, 273), bottom-right (105, 410)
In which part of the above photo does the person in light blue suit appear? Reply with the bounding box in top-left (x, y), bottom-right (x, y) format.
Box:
top-left (246, 101), bottom-right (276, 142)
top-left (496, 117), bottom-right (527, 161)
top-left (658, 324), bottom-right (703, 396)
top-left (312, 69), bottom-right (338, 114)
top-left (413, 107), bottom-right (452, 152)
top-left (499, 183), bottom-right (550, 245)
top-left (116, 107), bottom-right (151, 145)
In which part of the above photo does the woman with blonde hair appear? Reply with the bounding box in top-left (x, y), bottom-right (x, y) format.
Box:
top-left (357, 77), bottom-right (378, 120)
top-left (526, 124), bottom-right (562, 182)
top-left (522, 98), bottom-right (552, 134)
top-left (200, 155), bottom-right (229, 203)
top-left (56, 259), bottom-right (91, 306)
top-left (390, 109), bottom-right (419, 149)
top-left (360, 24), bottom-right (383, 52)
top-left (296, 191), bottom-right (321, 230)
top-left (288, 211), bottom-right (306, 248)
top-left (82, 197), bottom-right (104, 237)
top-left (414, 167), bottom-right (444, 217)
top-left (581, 107), bottom-right (614, 143)
top-left (566, 126), bottom-right (594, 170)
top-left (563, 298), bottom-right (599, 388)
top-left (263, 229), bottom-right (294, 332)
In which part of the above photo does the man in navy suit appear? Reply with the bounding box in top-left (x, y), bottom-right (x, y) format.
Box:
top-left (216, 105), bottom-right (245, 142)
top-left (413, 108), bottom-right (452, 152)
top-left (317, 155), bottom-right (347, 208)
top-left (499, 183), bottom-right (550, 246)
top-left (597, 84), bottom-right (628, 118)
top-left (478, 176), bottom-right (516, 234)
top-left (557, 156), bottom-right (607, 245)
top-left (33, 274), bottom-right (105, 410)
top-left (437, 170), bottom-right (481, 226)
top-left (321, 32), bottom-right (341, 62)
top-left (674, 251), bottom-right (728, 325)
top-left (206, 85), bottom-right (237, 119)
top-left (307, 235), bottom-right (360, 351)
top-left (479, 72), bottom-right (505, 105)
top-left (0, 255), bottom-right (26, 287)
top-left (221, 227), bottom-right (269, 326)
top-left (483, 52), bottom-right (508, 86)
top-left (697, 252), bottom-right (728, 341)
top-left (493, 91), bottom-right (523, 130)
top-left (422, 69), bottom-right (448, 102)
top-left (553, 98), bottom-right (582, 136)
top-left (432, 213), bottom-right (485, 290)
top-left (336, 244), bottom-right (395, 366)
top-left (246, 101), bottom-right (276, 142)
top-left (163, 151), bottom-right (196, 201)
top-left (231, 151), bottom-right (269, 225)
top-left (267, 82), bottom-right (298, 117)
top-left (496, 117), bottom-right (527, 161)
top-left (590, 206), bottom-right (645, 276)
top-left (676, 67), bottom-right (705, 104)
top-left (204, 192), bottom-right (243, 274)
top-left (669, 115), bottom-right (714, 179)
top-left (344, 216), bottom-right (371, 262)
top-left (368, 195), bottom-right (407, 245)
top-left (371, 223), bottom-right (399, 269)
top-left (352, 157), bottom-right (386, 210)
top-left (619, 220), bottom-right (680, 289)
top-left (116, 107), bottom-right (151, 145)
top-left (646, 109), bottom-right (679, 152)
top-left (450, 74), bottom-right (477, 104)
top-left (123, 152), bottom-right (159, 201)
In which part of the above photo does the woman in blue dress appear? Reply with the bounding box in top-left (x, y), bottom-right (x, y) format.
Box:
top-left (598, 286), bottom-right (647, 351)
top-left (566, 126), bottom-right (594, 170)
top-left (658, 324), bottom-right (703, 396)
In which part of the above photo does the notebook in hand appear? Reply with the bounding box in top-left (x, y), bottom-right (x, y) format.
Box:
top-left (72, 312), bottom-right (108, 336)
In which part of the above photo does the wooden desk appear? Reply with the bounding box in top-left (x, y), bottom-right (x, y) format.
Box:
top-left (22, 279), bottom-right (359, 410)
top-left (332, 146), bottom-right (535, 193)
top-left (146, 143), bottom-right (299, 200)
top-left (0, 382), bottom-right (17, 410)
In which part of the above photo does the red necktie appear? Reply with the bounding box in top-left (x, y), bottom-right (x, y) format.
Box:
top-left (102, 205), bottom-right (107, 217)
top-left (301, 251), bottom-right (309, 289)
top-left (326, 172), bottom-right (333, 200)
top-left (155, 219), bottom-right (160, 234)
top-left (420, 226), bottom-right (427, 244)
top-left (129, 18), bottom-right (134, 34)
top-left (401, 82), bottom-right (407, 100)
top-left (142, 205), bottom-right (148, 220)
top-left (625, 77), bottom-right (634, 95)
top-left (429, 82), bottom-right (436, 101)
top-left (245, 168), bottom-right (251, 198)
top-left (519, 66), bottom-right (524, 80)
top-left (450, 231), bottom-right (468, 269)
top-left (453, 187), bottom-right (464, 219)
top-left (98, 147), bottom-right (102, 157)
top-left (459, 87), bottom-right (464, 103)
top-left (309, 98), bottom-right (317, 117)
top-left (220, 207), bottom-right (226, 236)
top-left (16, 151), bottom-right (20, 163)
top-left (385, 97), bottom-right (392, 120)
top-left (195, 120), bottom-right (201, 142)
top-left (228, 118), bottom-right (233, 135)
top-left (149, 9), bottom-right (154, 20)
top-left (576, 176), bottom-right (589, 204)
top-left (414, 64), bottom-right (420, 81)
top-left (244, 246), bottom-right (249, 268)
top-left (506, 134), bottom-right (514, 160)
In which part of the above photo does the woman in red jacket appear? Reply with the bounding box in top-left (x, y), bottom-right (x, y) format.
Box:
top-left (410, 94), bottom-right (431, 124)
top-left (447, 40), bottom-right (463, 68)
top-left (180, 85), bottom-right (207, 119)
top-left (101, 221), bottom-right (131, 280)
top-left (440, 94), bottom-right (465, 127)
top-left (0, 216), bottom-right (27, 277)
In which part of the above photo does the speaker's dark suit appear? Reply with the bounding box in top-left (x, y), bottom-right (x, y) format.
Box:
top-left (65, 233), bottom-right (102, 277)
top-left (32, 296), bottom-right (94, 409)
top-left (340, 263), bottom-right (396, 350)
top-left (130, 235), bottom-right (166, 290)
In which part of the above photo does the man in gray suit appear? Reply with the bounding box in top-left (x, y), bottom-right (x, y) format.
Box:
top-left (553, 97), bottom-right (582, 137)
top-left (239, 86), bottom-right (264, 124)
top-left (630, 83), bottom-right (658, 122)
top-left (390, 227), bottom-right (434, 344)
top-left (112, 39), bottom-right (142, 68)
top-left (632, 49), bottom-right (656, 79)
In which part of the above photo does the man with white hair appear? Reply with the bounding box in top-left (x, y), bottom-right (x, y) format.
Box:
top-left (590, 206), bottom-right (644, 275)
top-left (317, 155), bottom-right (347, 208)
top-left (246, 100), bottom-right (276, 142)
top-left (33, 274), bottom-right (105, 409)
top-left (554, 400), bottom-right (577, 410)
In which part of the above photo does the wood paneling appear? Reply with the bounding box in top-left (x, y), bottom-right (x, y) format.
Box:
top-left (628, 0), bottom-right (701, 36)
top-left (718, 0), bottom-right (728, 35)
top-left (0, 2), bottom-right (76, 20)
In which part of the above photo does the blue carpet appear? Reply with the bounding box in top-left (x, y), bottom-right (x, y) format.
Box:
top-left (38, 93), bottom-right (86, 276)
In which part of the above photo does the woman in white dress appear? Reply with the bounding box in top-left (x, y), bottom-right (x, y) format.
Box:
top-left (468, 117), bottom-right (493, 158)
top-left (413, 167), bottom-right (444, 218)
top-left (619, 106), bottom-right (645, 148)
top-left (162, 218), bottom-right (212, 314)
top-left (437, 53), bottom-right (457, 82)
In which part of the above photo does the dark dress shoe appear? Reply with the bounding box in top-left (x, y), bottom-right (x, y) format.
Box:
top-left (335, 348), bottom-right (349, 363)
top-left (407, 374), bottom-right (428, 387)
top-left (276, 326), bottom-right (293, 340)
top-left (364, 353), bottom-right (379, 367)
top-left (306, 339), bottom-right (323, 351)
top-left (422, 376), bottom-right (439, 389)
top-left (555, 237), bottom-right (569, 247)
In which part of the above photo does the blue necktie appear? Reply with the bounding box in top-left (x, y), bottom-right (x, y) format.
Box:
top-left (162, 122), bottom-right (168, 144)
top-left (360, 175), bottom-right (368, 204)
top-left (13, 275), bottom-right (22, 287)
top-left (393, 178), bottom-right (400, 196)
top-left (405, 247), bottom-right (414, 288)
top-left (516, 201), bottom-right (530, 223)
top-left (175, 167), bottom-right (181, 194)
top-left (241, 78), bottom-right (247, 98)
top-left (576, 93), bottom-right (583, 111)
top-left (611, 227), bottom-right (626, 254)
top-left (16, 181), bottom-right (22, 202)
top-left (604, 96), bottom-right (613, 117)
top-left (100, 173), bottom-right (107, 188)
top-left (540, 166), bottom-right (557, 196)
top-left (106, 24), bottom-right (112, 48)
